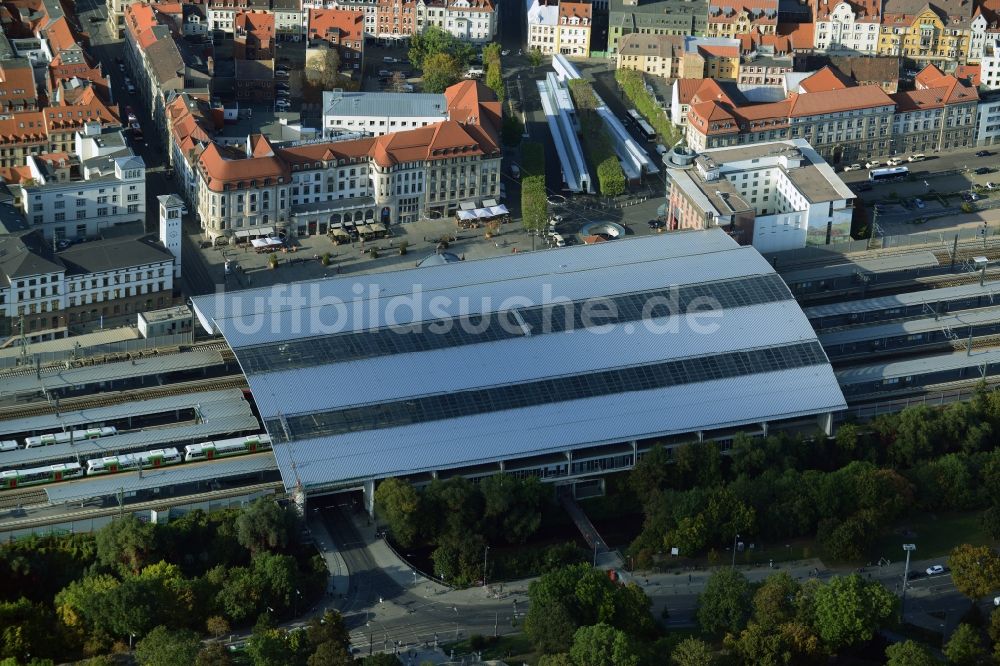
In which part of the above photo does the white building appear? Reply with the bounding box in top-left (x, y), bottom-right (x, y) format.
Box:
top-left (322, 90), bottom-right (450, 137)
top-left (17, 126), bottom-right (145, 240)
top-left (982, 38), bottom-right (1000, 89)
top-left (665, 139), bottom-right (856, 252)
top-left (526, 0), bottom-right (559, 54)
top-left (977, 91), bottom-right (1000, 147)
top-left (416, 0), bottom-right (496, 43)
top-left (0, 230), bottom-right (175, 337)
top-left (813, 0), bottom-right (880, 54)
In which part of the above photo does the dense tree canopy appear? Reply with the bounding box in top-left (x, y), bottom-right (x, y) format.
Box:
top-left (949, 544), bottom-right (1000, 602)
top-left (696, 569), bottom-right (752, 636)
top-left (811, 574), bottom-right (896, 651)
top-left (407, 26), bottom-right (474, 69)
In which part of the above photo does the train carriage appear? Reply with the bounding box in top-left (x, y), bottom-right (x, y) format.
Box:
top-left (24, 426), bottom-right (118, 448)
top-left (184, 434), bottom-right (272, 462)
top-left (0, 463), bottom-right (84, 488)
top-left (85, 448), bottom-right (182, 475)
top-left (0, 440), bottom-right (18, 452)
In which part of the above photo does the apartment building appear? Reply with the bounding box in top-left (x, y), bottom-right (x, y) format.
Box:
top-left (616, 33), bottom-right (682, 78)
top-left (307, 8), bottom-right (365, 69)
top-left (878, 0), bottom-right (972, 66)
top-left (235, 10), bottom-right (276, 59)
top-left (608, 0), bottom-right (705, 54)
top-left (812, 0), bottom-right (881, 54)
top-left (0, 229), bottom-right (175, 336)
top-left (0, 59), bottom-right (39, 113)
top-left (193, 80), bottom-right (501, 239)
top-left (982, 37), bottom-right (1000, 88)
top-left (685, 67), bottom-right (897, 164)
top-left (207, 0), bottom-right (272, 33)
top-left (976, 89), bottom-right (1000, 146)
top-left (272, 0), bottom-right (305, 41)
top-left (527, 0), bottom-right (591, 56)
top-left (665, 139), bottom-right (855, 252)
top-left (13, 130), bottom-right (145, 240)
top-left (322, 90), bottom-right (449, 136)
top-left (707, 0), bottom-right (778, 39)
top-left (376, 0), bottom-right (417, 39)
top-left (891, 64), bottom-right (978, 153)
top-left (415, 0), bottom-right (497, 43)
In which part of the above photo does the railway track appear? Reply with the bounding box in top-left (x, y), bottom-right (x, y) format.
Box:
top-left (0, 374), bottom-right (249, 422)
top-left (0, 487), bottom-right (49, 511)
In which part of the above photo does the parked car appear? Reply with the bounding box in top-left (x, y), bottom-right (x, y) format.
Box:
top-left (914, 198), bottom-right (926, 209)
top-left (886, 158), bottom-right (903, 166)
top-left (976, 166), bottom-right (994, 175)
top-left (864, 160), bottom-right (881, 169)
top-left (383, 56), bottom-right (397, 63)
top-left (275, 70), bottom-right (289, 78)
top-left (648, 219), bottom-right (665, 229)
top-left (987, 181), bottom-right (999, 190)
top-left (501, 49), bottom-right (510, 56)
top-left (275, 99), bottom-right (291, 108)
top-left (550, 233), bottom-right (566, 247)
top-left (926, 565), bottom-right (945, 576)
top-left (843, 164), bottom-right (863, 172)
top-left (89, 15), bottom-right (102, 23)
top-left (908, 153), bottom-right (925, 162)
top-left (978, 150), bottom-right (992, 157)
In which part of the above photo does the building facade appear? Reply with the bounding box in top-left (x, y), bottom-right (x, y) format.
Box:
top-left (608, 0), bottom-right (705, 54)
top-left (665, 139), bottom-right (855, 252)
top-left (813, 0), bottom-right (881, 54)
top-left (322, 90), bottom-right (449, 136)
top-left (415, 0), bottom-right (497, 42)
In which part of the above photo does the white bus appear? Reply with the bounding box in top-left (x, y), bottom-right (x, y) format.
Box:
top-left (869, 166), bottom-right (909, 183)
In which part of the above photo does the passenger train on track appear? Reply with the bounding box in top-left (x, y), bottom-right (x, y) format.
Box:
top-left (0, 434), bottom-right (271, 489)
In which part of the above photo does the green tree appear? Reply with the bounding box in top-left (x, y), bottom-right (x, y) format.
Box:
top-left (725, 622), bottom-right (797, 666)
top-left (885, 640), bottom-right (940, 666)
top-left (697, 569), bottom-right (752, 636)
top-left (945, 624), bottom-right (987, 665)
top-left (408, 26), bottom-right (473, 69)
top-left (251, 551), bottom-right (299, 611)
top-left (235, 498), bottom-right (294, 554)
top-left (196, 643), bottom-right (235, 666)
top-left (596, 158), bottom-right (625, 197)
top-left (247, 627), bottom-right (294, 666)
top-left (0, 598), bottom-right (58, 663)
top-left (537, 655), bottom-right (574, 666)
top-left (422, 476), bottom-right (483, 540)
top-left (501, 115), bottom-right (523, 146)
top-left (527, 48), bottom-right (543, 68)
top-left (670, 637), bottom-right (715, 666)
top-left (630, 445), bottom-right (671, 501)
top-left (486, 62), bottom-right (504, 102)
top-left (375, 478), bottom-right (422, 548)
top-left (95, 514), bottom-right (158, 574)
top-left (217, 566), bottom-right (262, 623)
top-left (988, 607), bottom-right (1000, 644)
top-left (569, 623), bottom-right (640, 666)
top-left (752, 572), bottom-right (800, 629)
top-left (812, 574), bottom-right (896, 651)
top-left (102, 576), bottom-right (160, 639)
top-left (135, 626), bottom-right (202, 666)
top-left (306, 610), bottom-right (350, 650)
top-left (207, 615), bottom-right (231, 639)
top-left (817, 511), bottom-right (878, 561)
top-left (422, 53), bottom-right (462, 94)
top-left (480, 474), bottom-right (547, 544)
top-left (431, 530), bottom-right (487, 586)
top-left (526, 598), bottom-right (578, 654)
top-left (949, 544), bottom-right (1000, 602)
top-left (308, 641), bottom-right (353, 666)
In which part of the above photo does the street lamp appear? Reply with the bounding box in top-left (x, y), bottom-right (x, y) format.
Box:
top-left (731, 534), bottom-right (740, 569)
top-left (483, 545), bottom-right (490, 588)
top-left (593, 540), bottom-right (601, 567)
top-left (902, 544), bottom-right (916, 614)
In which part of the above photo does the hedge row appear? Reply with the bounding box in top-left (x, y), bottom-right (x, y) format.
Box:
top-left (614, 68), bottom-right (680, 145)
top-left (520, 141), bottom-right (548, 234)
top-left (568, 80), bottom-right (625, 197)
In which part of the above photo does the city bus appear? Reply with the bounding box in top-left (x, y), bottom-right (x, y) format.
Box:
top-left (869, 166), bottom-right (909, 183)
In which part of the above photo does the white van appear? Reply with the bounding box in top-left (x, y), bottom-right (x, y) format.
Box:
top-left (466, 67), bottom-right (484, 79)
top-left (886, 158), bottom-right (903, 166)
top-left (908, 154), bottom-right (926, 162)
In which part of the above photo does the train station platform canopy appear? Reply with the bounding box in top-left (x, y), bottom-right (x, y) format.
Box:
top-left (44, 454), bottom-right (277, 504)
top-left (191, 229), bottom-right (847, 494)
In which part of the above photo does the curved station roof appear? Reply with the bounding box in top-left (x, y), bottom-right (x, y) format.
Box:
top-left (191, 229), bottom-right (846, 493)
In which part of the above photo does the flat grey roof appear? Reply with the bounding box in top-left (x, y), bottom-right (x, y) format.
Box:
top-left (837, 347), bottom-right (1000, 384)
top-left (778, 250), bottom-right (940, 283)
top-left (819, 304), bottom-right (1000, 346)
top-left (0, 389), bottom-right (246, 439)
top-left (323, 90), bottom-right (448, 120)
top-left (1, 412), bottom-right (260, 467)
top-left (803, 281), bottom-right (1000, 318)
top-left (0, 327), bottom-right (139, 361)
top-left (44, 452), bottom-right (277, 504)
top-left (0, 349), bottom-right (225, 398)
top-left (193, 229), bottom-right (846, 492)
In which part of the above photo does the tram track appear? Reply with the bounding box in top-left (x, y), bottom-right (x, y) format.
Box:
top-left (0, 374), bottom-right (249, 421)
top-left (0, 487), bottom-right (49, 510)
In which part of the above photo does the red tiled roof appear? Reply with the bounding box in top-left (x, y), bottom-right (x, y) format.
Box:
top-left (787, 85), bottom-right (894, 117)
top-left (558, 0), bottom-right (592, 20)
top-left (698, 44), bottom-right (739, 58)
top-left (797, 66), bottom-right (853, 92)
top-left (955, 64), bottom-right (981, 87)
top-left (307, 8), bottom-right (364, 44)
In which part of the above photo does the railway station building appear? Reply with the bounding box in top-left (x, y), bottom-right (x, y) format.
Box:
top-left (191, 228), bottom-right (847, 512)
